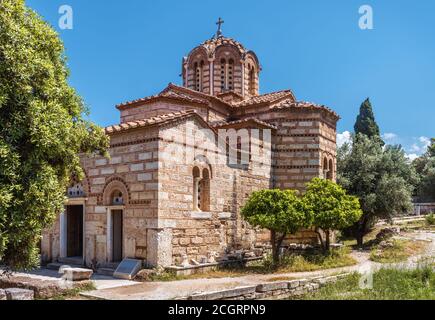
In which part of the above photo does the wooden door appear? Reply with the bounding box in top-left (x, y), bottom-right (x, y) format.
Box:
top-left (112, 210), bottom-right (123, 262)
top-left (67, 205), bottom-right (83, 257)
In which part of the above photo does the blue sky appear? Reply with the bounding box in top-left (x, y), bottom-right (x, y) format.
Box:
top-left (26, 0), bottom-right (435, 157)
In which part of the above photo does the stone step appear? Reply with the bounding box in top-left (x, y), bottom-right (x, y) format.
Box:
top-left (46, 262), bottom-right (83, 271)
top-left (99, 262), bottom-right (120, 269)
top-left (58, 257), bottom-right (84, 266)
top-left (97, 268), bottom-right (115, 276)
top-left (46, 262), bottom-right (64, 271)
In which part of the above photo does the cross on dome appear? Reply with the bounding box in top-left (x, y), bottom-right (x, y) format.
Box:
top-left (216, 17), bottom-right (224, 38)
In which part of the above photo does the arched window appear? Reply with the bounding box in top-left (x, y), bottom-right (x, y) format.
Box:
top-left (192, 166), bottom-right (211, 212)
top-left (237, 136), bottom-right (242, 165)
top-left (220, 58), bottom-right (226, 91)
top-left (248, 65), bottom-right (256, 95)
top-left (201, 168), bottom-right (210, 211)
top-left (228, 59), bottom-right (234, 91)
top-left (193, 167), bottom-right (201, 211)
top-left (194, 61), bottom-right (204, 92)
top-left (193, 60), bottom-right (204, 91)
top-left (323, 157), bottom-right (329, 179)
top-left (327, 159), bottom-right (334, 180)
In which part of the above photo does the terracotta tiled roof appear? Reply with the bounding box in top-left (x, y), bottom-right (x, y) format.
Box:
top-left (272, 99), bottom-right (340, 119)
top-left (116, 83), bottom-right (231, 110)
top-left (233, 90), bottom-right (296, 107)
top-left (105, 110), bottom-right (204, 134)
top-left (200, 36), bottom-right (247, 55)
top-left (162, 84), bottom-right (231, 106)
top-left (211, 118), bottom-right (277, 130)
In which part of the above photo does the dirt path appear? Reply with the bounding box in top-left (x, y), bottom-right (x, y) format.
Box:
top-left (81, 232), bottom-right (435, 300)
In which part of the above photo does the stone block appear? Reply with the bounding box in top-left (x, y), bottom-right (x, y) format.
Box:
top-left (5, 288), bottom-right (34, 300)
top-left (130, 163), bottom-right (144, 171)
top-left (190, 286), bottom-right (257, 300)
top-left (191, 211), bottom-right (212, 219)
top-left (146, 162), bottom-right (159, 170)
top-left (110, 156), bottom-right (122, 164)
top-left (0, 289), bottom-right (6, 300)
top-left (138, 173), bottom-right (152, 181)
top-left (288, 280), bottom-right (300, 289)
top-left (95, 159), bottom-right (107, 166)
top-left (256, 281), bottom-right (289, 292)
top-left (62, 268), bottom-right (93, 281)
top-left (139, 152), bottom-right (152, 160)
top-left (101, 167), bottom-right (115, 175)
top-left (218, 212), bottom-right (232, 219)
top-left (94, 206), bottom-right (107, 214)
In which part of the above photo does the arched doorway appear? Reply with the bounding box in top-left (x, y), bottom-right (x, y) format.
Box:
top-left (102, 178), bottom-right (129, 263)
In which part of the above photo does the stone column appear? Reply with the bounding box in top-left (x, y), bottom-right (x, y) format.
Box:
top-left (146, 228), bottom-right (173, 268)
top-left (106, 208), bottom-right (112, 262)
top-left (59, 210), bottom-right (67, 258)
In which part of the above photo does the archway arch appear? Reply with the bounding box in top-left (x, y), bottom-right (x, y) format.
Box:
top-left (102, 177), bottom-right (130, 206)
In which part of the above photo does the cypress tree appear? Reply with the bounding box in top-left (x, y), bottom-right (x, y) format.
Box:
top-left (354, 98), bottom-right (383, 143)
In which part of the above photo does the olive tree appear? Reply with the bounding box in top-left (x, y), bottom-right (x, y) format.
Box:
top-left (338, 134), bottom-right (416, 247)
top-left (303, 178), bottom-right (362, 252)
top-left (0, 0), bottom-right (108, 270)
top-left (241, 189), bottom-right (311, 266)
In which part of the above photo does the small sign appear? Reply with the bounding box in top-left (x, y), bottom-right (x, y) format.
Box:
top-left (113, 258), bottom-right (142, 280)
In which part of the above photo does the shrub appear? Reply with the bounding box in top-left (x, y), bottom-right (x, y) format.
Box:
top-left (241, 189), bottom-right (311, 267)
top-left (303, 178), bottom-right (363, 252)
top-left (425, 213), bottom-right (435, 225)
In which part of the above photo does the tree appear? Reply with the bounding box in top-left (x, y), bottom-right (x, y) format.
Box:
top-left (354, 98), bottom-right (383, 145)
top-left (413, 138), bottom-right (435, 201)
top-left (338, 134), bottom-right (416, 246)
top-left (0, 0), bottom-right (108, 270)
top-left (303, 178), bottom-right (362, 252)
top-left (241, 189), bottom-right (311, 266)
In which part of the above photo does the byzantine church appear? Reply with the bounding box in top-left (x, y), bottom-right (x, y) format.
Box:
top-left (42, 20), bottom-right (339, 270)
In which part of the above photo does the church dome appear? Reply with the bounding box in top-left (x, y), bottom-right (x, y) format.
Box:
top-left (182, 19), bottom-right (261, 99)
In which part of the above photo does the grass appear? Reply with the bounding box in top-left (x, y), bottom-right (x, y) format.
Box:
top-left (297, 264), bottom-right (435, 300)
top-left (261, 247), bottom-right (357, 273)
top-left (370, 239), bottom-right (429, 263)
top-left (339, 226), bottom-right (383, 249)
top-left (147, 248), bottom-right (357, 282)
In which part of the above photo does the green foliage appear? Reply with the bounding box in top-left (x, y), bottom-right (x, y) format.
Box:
top-left (338, 134), bottom-right (416, 245)
top-left (241, 189), bottom-right (310, 235)
top-left (303, 178), bottom-right (362, 251)
top-left (369, 239), bottom-right (428, 263)
top-left (261, 247), bottom-right (356, 273)
top-left (0, 0), bottom-right (108, 269)
top-left (354, 98), bottom-right (383, 144)
top-left (413, 138), bottom-right (435, 201)
top-left (299, 265), bottom-right (435, 300)
top-left (241, 189), bottom-right (311, 265)
top-left (426, 213), bottom-right (435, 226)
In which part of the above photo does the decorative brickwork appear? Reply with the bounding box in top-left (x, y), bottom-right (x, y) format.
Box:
top-left (42, 29), bottom-right (339, 268)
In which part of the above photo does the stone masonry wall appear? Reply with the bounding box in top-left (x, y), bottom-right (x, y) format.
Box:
top-left (157, 118), bottom-right (272, 266)
top-left (185, 273), bottom-right (351, 300)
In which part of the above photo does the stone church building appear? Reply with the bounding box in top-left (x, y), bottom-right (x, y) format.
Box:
top-left (41, 23), bottom-right (339, 269)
